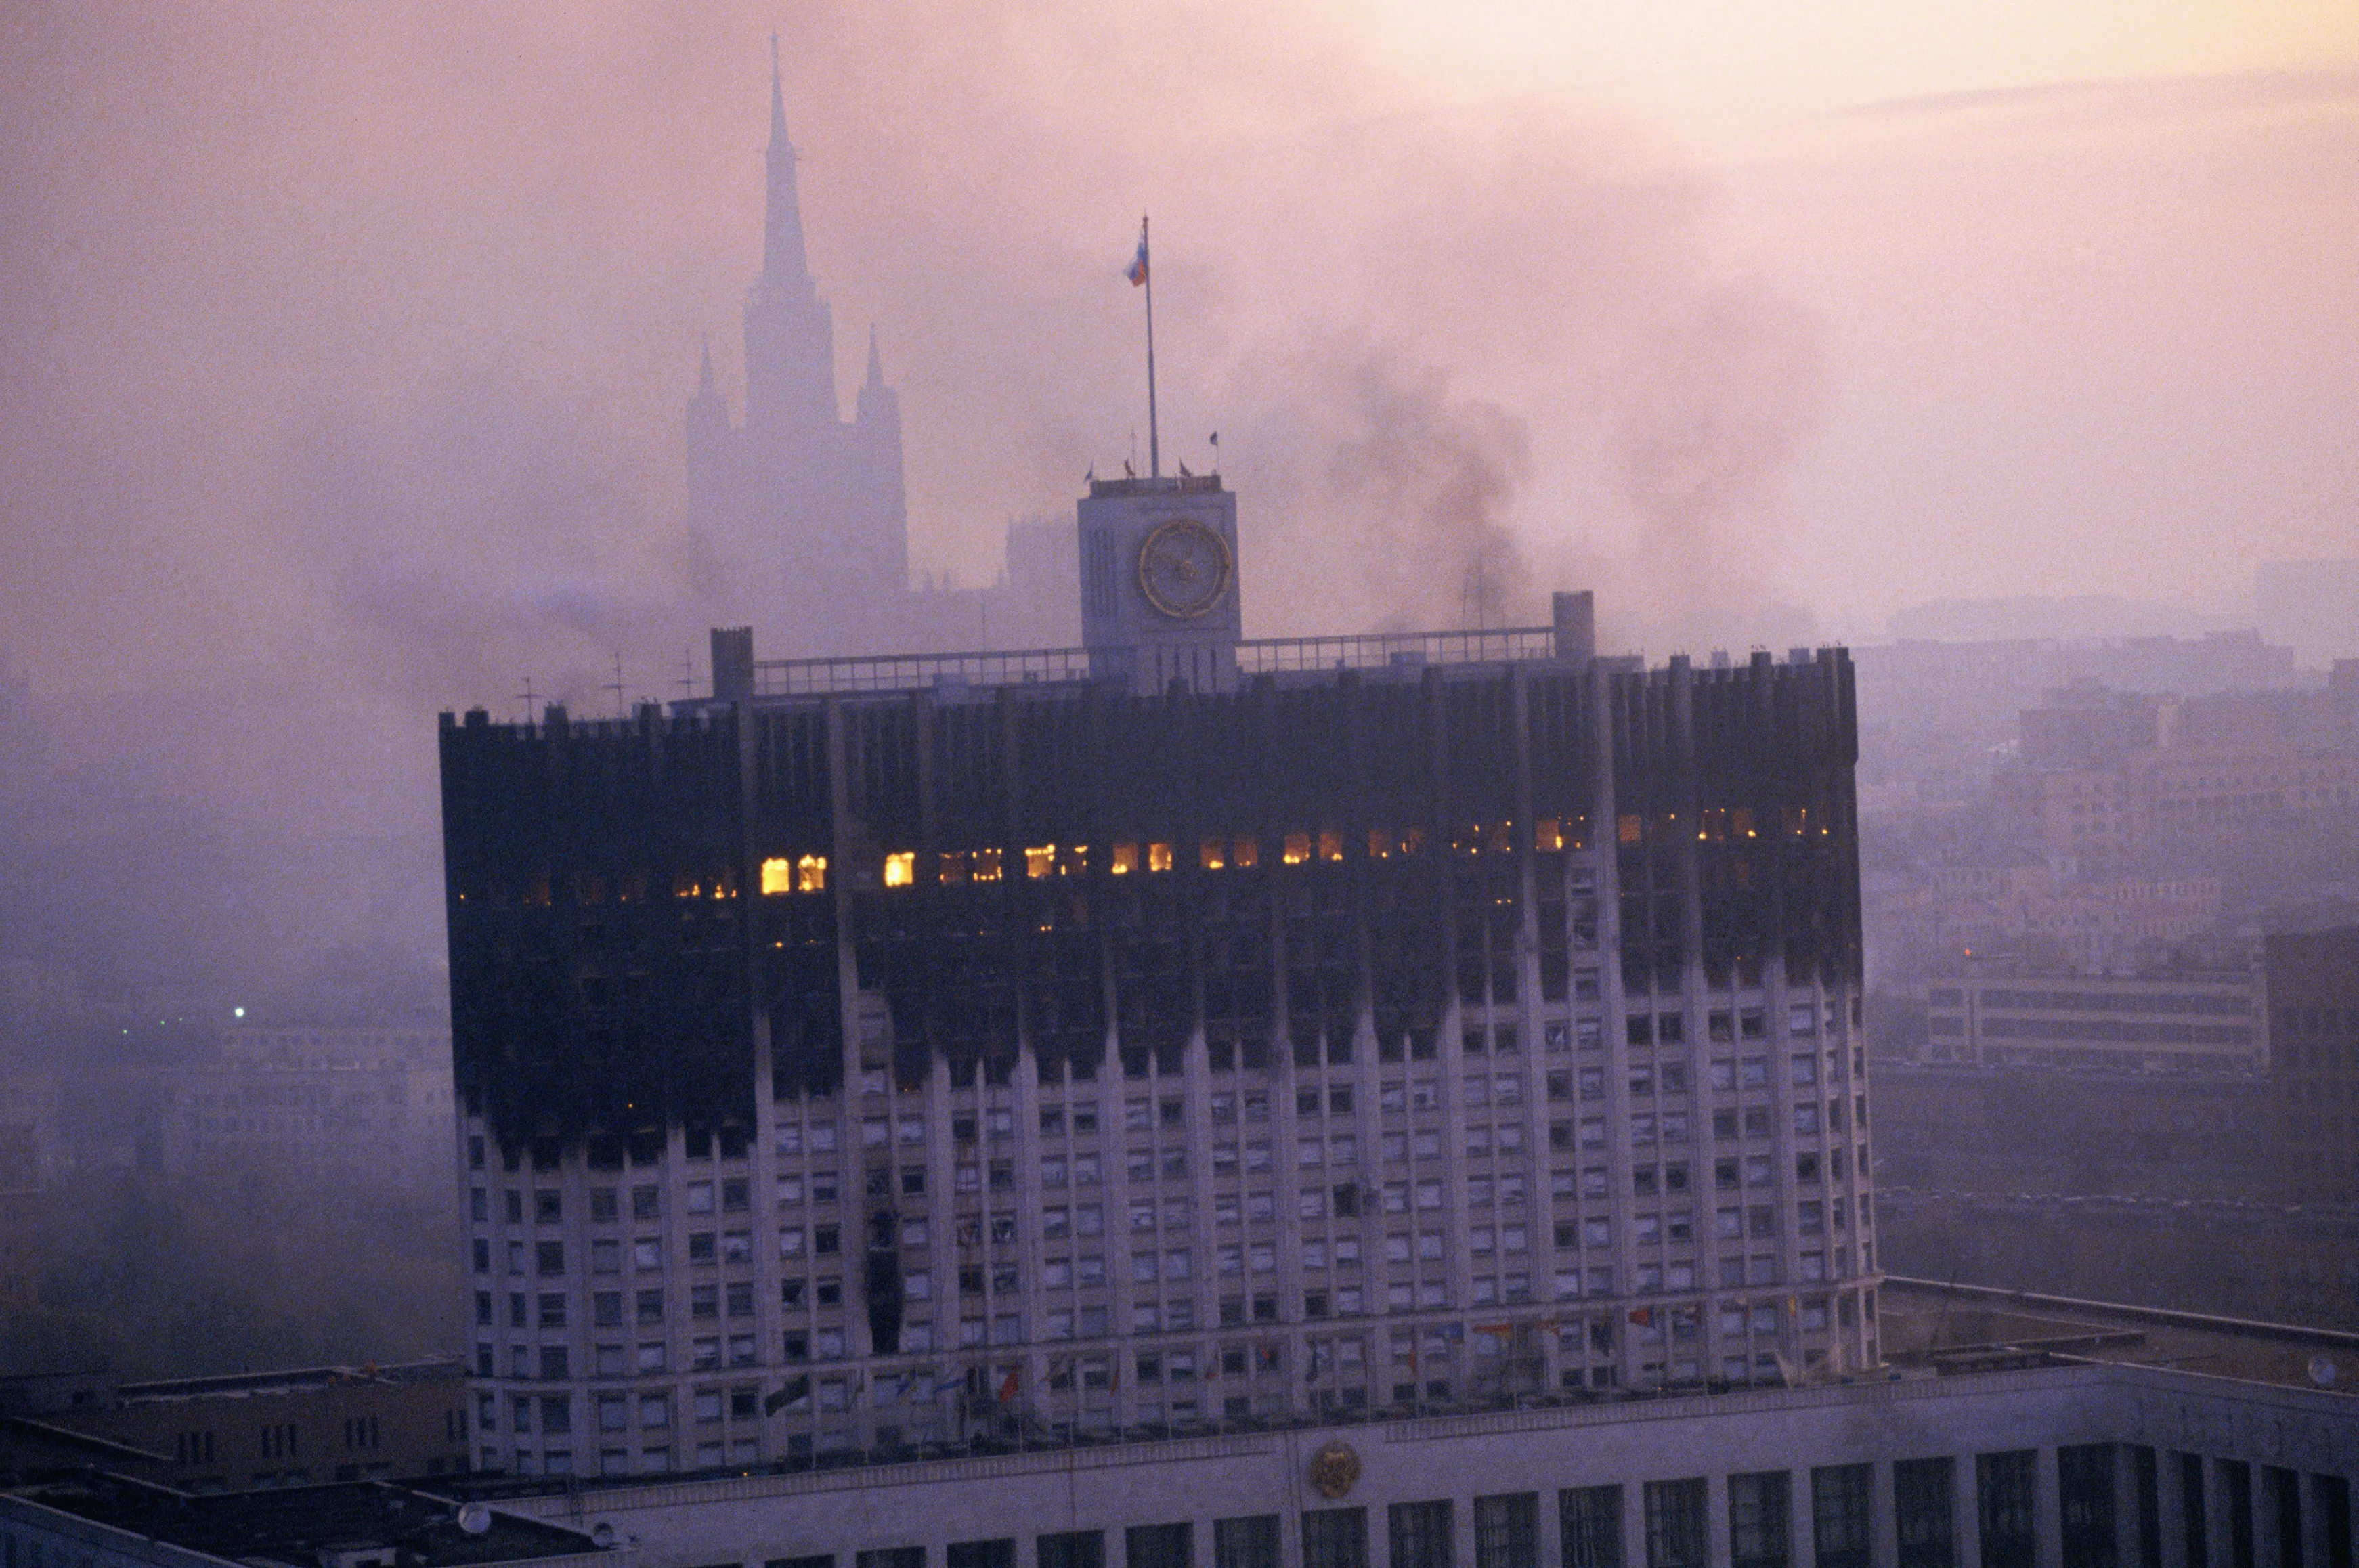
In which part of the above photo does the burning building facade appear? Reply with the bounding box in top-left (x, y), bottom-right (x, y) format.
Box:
top-left (439, 474), bottom-right (1871, 1477)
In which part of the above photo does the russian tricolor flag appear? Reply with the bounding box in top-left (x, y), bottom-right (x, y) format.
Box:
top-left (1126, 233), bottom-right (1149, 287)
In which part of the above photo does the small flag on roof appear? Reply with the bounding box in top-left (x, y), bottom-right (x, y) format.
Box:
top-left (1127, 225), bottom-right (1149, 287)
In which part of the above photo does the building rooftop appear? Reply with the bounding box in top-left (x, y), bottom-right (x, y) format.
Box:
top-left (733, 626), bottom-right (1581, 699)
top-left (1881, 1275), bottom-right (2359, 1389)
top-left (0, 1417), bottom-right (169, 1484)
top-left (3, 1476), bottom-right (605, 1568)
top-left (108, 1360), bottom-right (462, 1408)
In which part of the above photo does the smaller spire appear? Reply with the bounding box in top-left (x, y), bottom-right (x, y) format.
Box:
top-left (856, 324), bottom-right (898, 428)
top-left (698, 334), bottom-right (718, 397)
top-left (769, 32), bottom-right (787, 148)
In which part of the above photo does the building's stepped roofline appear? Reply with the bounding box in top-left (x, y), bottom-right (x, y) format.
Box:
top-left (110, 1360), bottom-right (464, 1406)
top-left (3, 1475), bottom-right (603, 1568)
top-left (736, 627), bottom-right (1581, 699)
top-left (1884, 1274), bottom-right (2359, 1351)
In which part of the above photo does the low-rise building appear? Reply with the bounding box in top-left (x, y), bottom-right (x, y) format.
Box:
top-left (1920, 963), bottom-right (2261, 1074)
top-left (2268, 928), bottom-right (2359, 1206)
top-left (43, 1362), bottom-right (471, 1491)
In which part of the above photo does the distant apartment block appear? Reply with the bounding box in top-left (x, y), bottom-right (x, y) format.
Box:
top-left (1921, 964), bottom-right (2261, 1074)
top-left (2268, 926), bottom-right (2359, 1206)
top-left (1916, 865), bottom-right (2222, 973)
top-left (2001, 667), bottom-right (2359, 863)
top-left (158, 1024), bottom-right (454, 1194)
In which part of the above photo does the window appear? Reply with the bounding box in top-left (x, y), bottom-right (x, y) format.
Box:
top-left (1727, 1471), bottom-right (1792, 1565)
top-left (1645, 1481), bottom-right (1706, 1568)
top-left (1391, 1502), bottom-right (1454, 1568)
top-left (948, 1542), bottom-right (1016, 1568)
top-left (1303, 1509), bottom-right (1369, 1568)
top-left (1977, 1453), bottom-right (2038, 1568)
top-left (2058, 1447), bottom-right (2117, 1568)
top-left (1893, 1458), bottom-right (1955, 1568)
top-left (1475, 1494), bottom-right (1538, 1568)
top-left (859, 1552), bottom-right (926, 1568)
top-left (1214, 1516), bottom-right (1279, 1568)
top-left (1561, 1486), bottom-right (1623, 1568)
top-left (1811, 1466), bottom-right (1871, 1568)
top-left (1042, 1534), bottom-right (1107, 1568)
top-left (1127, 1523), bottom-right (1192, 1568)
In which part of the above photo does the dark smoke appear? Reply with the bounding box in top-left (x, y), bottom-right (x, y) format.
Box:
top-left (1230, 340), bottom-right (1533, 632)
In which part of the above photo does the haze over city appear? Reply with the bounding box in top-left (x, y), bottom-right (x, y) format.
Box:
top-left (2, 0), bottom-right (2358, 1422)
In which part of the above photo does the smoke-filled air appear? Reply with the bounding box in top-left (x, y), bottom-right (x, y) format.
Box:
top-left (0, 0), bottom-right (2354, 1369)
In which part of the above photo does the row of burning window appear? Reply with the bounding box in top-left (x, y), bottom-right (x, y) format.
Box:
top-left (754, 820), bottom-right (1598, 898)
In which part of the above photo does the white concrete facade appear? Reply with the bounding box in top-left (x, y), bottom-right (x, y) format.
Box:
top-left (458, 933), bottom-right (1878, 1477)
top-left (486, 1364), bottom-right (2359, 1568)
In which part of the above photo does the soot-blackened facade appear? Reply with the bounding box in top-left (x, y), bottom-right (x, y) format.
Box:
top-left (442, 649), bottom-right (1859, 1147)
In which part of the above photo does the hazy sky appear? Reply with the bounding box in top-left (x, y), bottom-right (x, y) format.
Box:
top-left (2, 0), bottom-right (2354, 708)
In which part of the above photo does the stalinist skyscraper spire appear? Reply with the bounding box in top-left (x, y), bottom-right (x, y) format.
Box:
top-left (742, 33), bottom-right (844, 438)
top-left (687, 36), bottom-right (911, 652)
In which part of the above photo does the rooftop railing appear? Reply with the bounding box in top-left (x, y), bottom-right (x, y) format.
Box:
top-left (744, 627), bottom-right (1562, 698)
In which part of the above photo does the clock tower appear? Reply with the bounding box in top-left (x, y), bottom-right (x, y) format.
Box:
top-left (1077, 473), bottom-right (1242, 695)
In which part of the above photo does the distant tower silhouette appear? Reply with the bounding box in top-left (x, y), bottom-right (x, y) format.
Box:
top-left (685, 35), bottom-right (911, 653)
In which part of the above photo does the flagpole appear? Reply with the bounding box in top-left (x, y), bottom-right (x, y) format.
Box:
top-left (1142, 214), bottom-right (1160, 479)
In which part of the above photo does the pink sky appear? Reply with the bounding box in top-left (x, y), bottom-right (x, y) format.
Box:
top-left (1, 1), bottom-right (2353, 700)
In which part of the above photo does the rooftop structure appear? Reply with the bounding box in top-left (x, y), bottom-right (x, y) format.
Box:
top-left (41, 1363), bottom-right (471, 1491)
top-left (0, 1477), bottom-right (603, 1568)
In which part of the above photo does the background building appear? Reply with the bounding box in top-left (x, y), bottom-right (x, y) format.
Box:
top-left (437, 473), bottom-right (1875, 1478)
top-left (2269, 927), bottom-right (2359, 1207)
top-left (683, 45), bottom-right (1071, 660)
top-left (158, 1023), bottom-right (456, 1196)
top-left (1916, 962), bottom-right (2261, 1075)
top-left (39, 1362), bottom-right (471, 1491)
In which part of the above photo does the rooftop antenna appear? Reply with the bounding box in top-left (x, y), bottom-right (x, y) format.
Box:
top-left (674, 646), bottom-right (696, 701)
top-left (1127, 215), bottom-right (1159, 478)
top-left (516, 676), bottom-right (536, 725)
top-left (605, 655), bottom-right (627, 719)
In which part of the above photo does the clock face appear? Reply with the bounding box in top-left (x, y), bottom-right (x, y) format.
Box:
top-left (1137, 518), bottom-right (1233, 620)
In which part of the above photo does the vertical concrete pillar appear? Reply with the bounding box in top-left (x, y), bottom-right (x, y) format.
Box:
top-left (1869, 1462), bottom-right (1899, 1568)
top-left (1789, 1470), bottom-right (1813, 1568)
top-left (2157, 1454), bottom-right (2189, 1568)
top-left (2253, 1471), bottom-right (2284, 1568)
top-left (1536, 1485), bottom-right (1565, 1568)
top-left (1622, 1481), bottom-right (1648, 1568)
top-left (2203, 1460), bottom-right (2234, 1568)
top-left (2295, 1475), bottom-right (2327, 1568)
top-left (2113, 1449), bottom-right (2144, 1568)
top-left (1958, 1454), bottom-right (1983, 1568)
top-left (1707, 1474), bottom-right (1733, 1568)
top-left (2035, 1449), bottom-right (2063, 1568)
